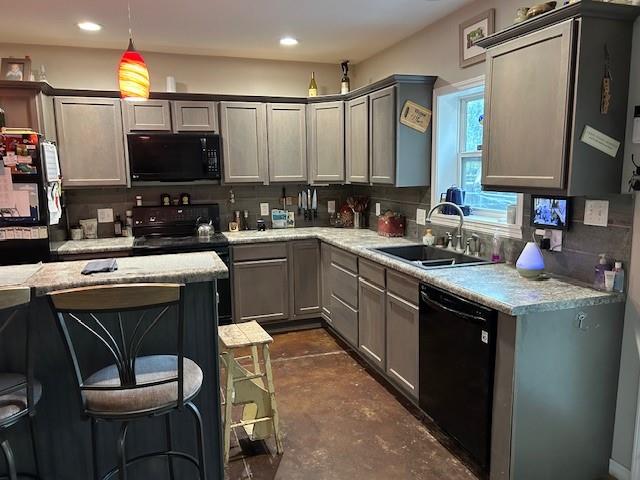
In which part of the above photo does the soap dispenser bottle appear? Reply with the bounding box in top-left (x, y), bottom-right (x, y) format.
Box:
top-left (594, 254), bottom-right (609, 290)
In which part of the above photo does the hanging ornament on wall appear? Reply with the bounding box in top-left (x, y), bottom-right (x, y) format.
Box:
top-left (118, 1), bottom-right (149, 100)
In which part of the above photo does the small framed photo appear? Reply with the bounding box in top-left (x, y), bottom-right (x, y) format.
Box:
top-left (1, 58), bottom-right (31, 82)
top-left (459, 9), bottom-right (495, 68)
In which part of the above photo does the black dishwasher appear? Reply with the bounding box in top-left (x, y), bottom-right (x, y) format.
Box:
top-left (419, 283), bottom-right (497, 470)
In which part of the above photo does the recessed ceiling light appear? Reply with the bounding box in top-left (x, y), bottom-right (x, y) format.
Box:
top-left (78, 22), bottom-right (102, 32)
top-left (280, 36), bottom-right (298, 46)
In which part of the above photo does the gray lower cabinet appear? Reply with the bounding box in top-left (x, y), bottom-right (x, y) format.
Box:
top-left (358, 278), bottom-right (386, 369)
top-left (369, 86), bottom-right (396, 185)
top-left (122, 99), bottom-right (172, 132)
top-left (232, 257), bottom-right (289, 323)
top-left (346, 96), bottom-right (369, 183)
top-left (220, 102), bottom-right (268, 183)
top-left (331, 294), bottom-right (358, 346)
top-left (385, 272), bottom-right (419, 399)
top-left (329, 248), bottom-right (359, 346)
top-left (307, 101), bottom-right (345, 183)
top-left (291, 240), bottom-right (321, 316)
top-left (320, 242), bottom-right (332, 320)
top-left (54, 97), bottom-right (127, 187)
top-left (267, 103), bottom-right (307, 183)
top-left (171, 101), bottom-right (218, 132)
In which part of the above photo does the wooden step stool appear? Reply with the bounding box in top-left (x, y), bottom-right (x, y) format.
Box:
top-left (218, 321), bottom-right (283, 463)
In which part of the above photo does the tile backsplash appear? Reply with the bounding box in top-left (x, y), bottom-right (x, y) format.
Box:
top-left (57, 183), bottom-right (635, 285)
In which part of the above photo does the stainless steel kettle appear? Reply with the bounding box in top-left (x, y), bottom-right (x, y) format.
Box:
top-left (196, 217), bottom-right (215, 238)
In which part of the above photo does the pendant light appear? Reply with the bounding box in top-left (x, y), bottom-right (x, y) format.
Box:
top-left (118, 1), bottom-right (149, 100)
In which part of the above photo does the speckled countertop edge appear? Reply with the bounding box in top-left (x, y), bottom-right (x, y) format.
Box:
top-left (51, 237), bottom-right (135, 255)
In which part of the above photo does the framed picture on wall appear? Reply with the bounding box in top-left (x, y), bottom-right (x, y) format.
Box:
top-left (1, 57), bottom-right (31, 82)
top-left (459, 9), bottom-right (495, 68)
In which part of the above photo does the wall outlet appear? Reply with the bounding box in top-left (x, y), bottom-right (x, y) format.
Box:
top-left (327, 200), bottom-right (336, 214)
top-left (97, 208), bottom-right (114, 223)
top-left (584, 199), bottom-right (609, 227)
top-left (375, 203), bottom-right (381, 216)
top-left (416, 208), bottom-right (426, 226)
top-left (260, 203), bottom-right (270, 216)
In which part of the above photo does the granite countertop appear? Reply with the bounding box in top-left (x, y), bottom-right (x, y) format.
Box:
top-left (224, 228), bottom-right (622, 316)
top-left (1, 252), bottom-right (228, 297)
top-left (50, 237), bottom-right (135, 255)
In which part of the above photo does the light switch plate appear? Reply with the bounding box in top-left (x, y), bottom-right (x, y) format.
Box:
top-left (327, 200), bottom-right (336, 214)
top-left (416, 208), bottom-right (426, 226)
top-left (584, 200), bottom-right (609, 227)
top-left (97, 208), bottom-right (114, 223)
top-left (375, 203), bottom-right (381, 216)
top-left (260, 203), bottom-right (269, 216)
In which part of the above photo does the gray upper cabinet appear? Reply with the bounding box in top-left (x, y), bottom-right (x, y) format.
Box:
top-left (171, 101), bottom-right (218, 132)
top-left (346, 96), bottom-right (369, 184)
top-left (483, 21), bottom-right (573, 191)
top-left (369, 86), bottom-right (396, 185)
top-left (267, 103), bottom-right (307, 183)
top-left (291, 240), bottom-right (321, 316)
top-left (220, 102), bottom-right (268, 184)
top-left (307, 101), bottom-right (345, 183)
top-left (123, 99), bottom-right (172, 132)
top-left (54, 97), bottom-right (127, 188)
top-left (480, 8), bottom-right (636, 195)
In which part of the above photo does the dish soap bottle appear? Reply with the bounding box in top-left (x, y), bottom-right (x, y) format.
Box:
top-left (613, 261), bottom-right (625, 293)
top-left (491, 231), bottom-right (502, 263)
top-left (594, 254), bottom-right (609, 290)
top-left (422, 228), bottom-right (435, 246)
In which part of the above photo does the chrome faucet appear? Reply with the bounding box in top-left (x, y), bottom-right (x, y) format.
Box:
top-left (427, 202), bottom-right (465, 252)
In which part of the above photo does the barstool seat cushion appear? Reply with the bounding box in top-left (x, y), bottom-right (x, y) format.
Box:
top-left (0, 373), bottom-right (42, 424)
top-left (84, 355), bottom-right (202, 414)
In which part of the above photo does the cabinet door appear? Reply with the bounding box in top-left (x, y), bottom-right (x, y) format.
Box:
top-left (220, 102), bottom-right (268, 184)
top-left (123, 99), bottom-right (172, 132)
top-left (307, 101), bottom-right (345, 183)
top-left (482, 20), bottom-right (575, 190)
top-left (171, 101), bottom-right (217, 132)
top-left (358, 278), bottom-right (386, 369)
top-left (386, 291), bottom-right (419, 398)
top-left (346, 96), bottom-right (369, 184)
top-left (291, 240), bottom-right (321, 316)
top-left (54, 97), bottom-right (127, 187)
top-left (0, 88), bottom-right (39, 130)
top-left (369, 86), bottom-right (396, 185)
top-left (232, 258), bottom-right (289, 323)
top-left (331, 294), bottom-right (358, 347)
top-left (321, 242), bottom-right (332, 320)
top-left (267, 103), bottom-right (307, 183)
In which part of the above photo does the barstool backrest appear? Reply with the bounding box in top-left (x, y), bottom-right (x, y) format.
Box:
top-left (0, 286), bottom-right (34, 424)
top-left (47, 283), bottom-right (186, 413)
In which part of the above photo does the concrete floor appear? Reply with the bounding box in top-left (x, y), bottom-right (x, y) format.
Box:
top-left (225, 328), bottom-right (482, 480)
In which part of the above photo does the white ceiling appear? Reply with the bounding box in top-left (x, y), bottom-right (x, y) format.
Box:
top-left (0, 0), bottom-right (472, 64)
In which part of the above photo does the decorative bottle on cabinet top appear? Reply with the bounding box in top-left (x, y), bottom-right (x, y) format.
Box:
top-left (340, 61), bottom-right (350, 94)
top-left (308, 72), bottom-right (318, 97)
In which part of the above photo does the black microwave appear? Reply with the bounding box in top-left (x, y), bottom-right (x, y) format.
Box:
top-left (128, 134), bottom-right (221, 182)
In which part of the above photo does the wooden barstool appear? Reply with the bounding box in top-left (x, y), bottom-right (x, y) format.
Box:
top-left (218, 321), bottom-right (283, 463)
top-left (48, 283), bottom-right (207, 480)
top-left (0, 287), bottom-right (41, 480)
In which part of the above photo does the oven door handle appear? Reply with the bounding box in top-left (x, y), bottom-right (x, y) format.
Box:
top-left (420, 291), bottom-right (487, 324)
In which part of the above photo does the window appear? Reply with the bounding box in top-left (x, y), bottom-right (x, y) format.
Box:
top-left (432, 77), bottom-right (523, 239)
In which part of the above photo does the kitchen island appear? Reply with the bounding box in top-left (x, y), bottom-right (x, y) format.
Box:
top-left (0, 252), bottom-right (228, 480)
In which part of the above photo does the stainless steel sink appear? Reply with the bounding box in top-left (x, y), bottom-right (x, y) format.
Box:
top-left (371, 244), bottom-right (491, 269)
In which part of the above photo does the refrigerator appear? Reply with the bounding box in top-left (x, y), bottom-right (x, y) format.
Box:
top-left (0, 132), bottom-right (52, 265)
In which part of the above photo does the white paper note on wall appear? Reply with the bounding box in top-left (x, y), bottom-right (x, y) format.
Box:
top-left (42, 142), bottom-right (61, 182)
top-left (580, 126), bottom-right (620, 158)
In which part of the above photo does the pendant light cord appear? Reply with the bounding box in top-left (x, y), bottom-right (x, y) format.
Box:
top-left (127, 0), bottom-right (133, 39)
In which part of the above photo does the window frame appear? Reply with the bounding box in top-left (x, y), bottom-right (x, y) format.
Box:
top-left (431, 76), bottom-right (523, 240)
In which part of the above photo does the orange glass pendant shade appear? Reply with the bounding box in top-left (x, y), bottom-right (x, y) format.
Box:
top-left (118, 38), bottom-right (149, 100)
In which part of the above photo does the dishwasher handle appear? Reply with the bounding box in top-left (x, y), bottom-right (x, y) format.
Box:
top-left (420, 291), bottom-right (489, 325)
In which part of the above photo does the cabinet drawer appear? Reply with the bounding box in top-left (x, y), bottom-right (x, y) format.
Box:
top-left (387, 270), bottom-right (418, 305)
top-left (359, 258), bottom-right (385, 288)
top-left (233, 242), bottom-right (287, 262)
top-left (331, 248), bottom-right (358, 273)
top-left (330, 263), bottom-right (358, 309)
top-left (330, 294), bottom-right (358, 346)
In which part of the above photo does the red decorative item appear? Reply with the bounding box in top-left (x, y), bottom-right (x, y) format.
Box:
top-left (118, 39), bottom-right (150, 100)
top-left (377, 211), bottom-right (405, 237)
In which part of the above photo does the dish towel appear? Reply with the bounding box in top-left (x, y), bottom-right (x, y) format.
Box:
top-left (81, 259), bottom-right (118, 275)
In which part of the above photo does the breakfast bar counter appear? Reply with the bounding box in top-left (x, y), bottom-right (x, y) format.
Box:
top-left (0, 252), bottom-right (228, 480)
